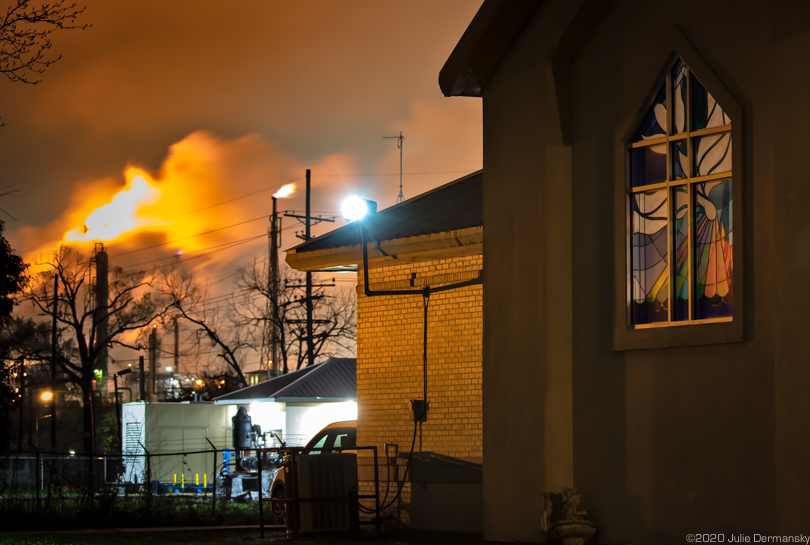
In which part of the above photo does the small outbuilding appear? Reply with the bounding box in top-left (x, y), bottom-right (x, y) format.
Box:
top-left (286, 171), bottom-right (483, 533)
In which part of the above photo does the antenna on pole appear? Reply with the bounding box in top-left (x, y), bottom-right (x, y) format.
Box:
top-left (383, 132), bottom-right (404, 203)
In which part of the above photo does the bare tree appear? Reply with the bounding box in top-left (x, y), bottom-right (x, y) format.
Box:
top-left (233, 257), bottom-right (356, 373)
top-left (158, 268), bottom-right (251, 389)
top-left (25, 246), bottom-right (184, 454)
top-left (1, 0), bottom-right (89, 126)
top-left (1, 0), bottom-right (88, 84)
top-left (0, 316), bottom-right (50, 451)
top-left (0, 219), bottom-right (27, 324)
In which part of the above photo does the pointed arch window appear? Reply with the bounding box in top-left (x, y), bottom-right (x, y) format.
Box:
top-left (628, 58), bottom-right (732, 327)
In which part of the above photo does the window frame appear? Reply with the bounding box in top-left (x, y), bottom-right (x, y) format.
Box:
top-left (613, 41), bottom-right (745, 351)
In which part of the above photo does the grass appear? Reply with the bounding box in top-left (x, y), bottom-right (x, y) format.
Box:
top-left (0, 494), bottom-right (261, 532)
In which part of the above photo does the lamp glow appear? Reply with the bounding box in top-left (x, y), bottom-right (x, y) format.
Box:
top-left (41, 391), bottom-right (53, 402)
top-left (342, 196), bottom-right (376, 221)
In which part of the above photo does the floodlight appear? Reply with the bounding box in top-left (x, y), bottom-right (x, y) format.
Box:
top-left (341, 196), bottom-right (377, 221)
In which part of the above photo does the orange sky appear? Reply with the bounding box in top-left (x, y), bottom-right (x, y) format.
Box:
top-left (1, 0), bottom-right (483, 283)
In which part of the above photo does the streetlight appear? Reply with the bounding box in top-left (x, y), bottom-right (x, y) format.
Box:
top-left (114, 369), bottom-right (132, 455)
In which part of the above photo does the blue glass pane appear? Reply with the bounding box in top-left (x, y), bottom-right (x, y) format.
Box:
top-left (632, 84), bottom-right (667, 142)
top-left (672, 186), bottom-right (689, 321)
top-left (694, 180), bottom-right (732, 319)
top-left (693, 133), bottom-right (732, 176)
top-left (693, 76), bottom-right (730, 130)
top-left (631, 190), bottom-right (669, 324)
top-left (672, 59), bottom-right (687, 134)
top-left (671, 140), bottom-right (687, 180)
top-left (630, 144), bottom-right (667, 187)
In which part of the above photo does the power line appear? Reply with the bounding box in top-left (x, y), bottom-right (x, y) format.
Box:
top-left (121, 234), bottom-right (266, 270)
top-left (110, 215), bottom-right (271, 257)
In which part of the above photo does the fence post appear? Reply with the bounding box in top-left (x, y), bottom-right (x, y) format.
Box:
top-left (206, 438), bottom-right (217, 516)
top-left (86, 454), bottom-right (93, 504)
top-left (138, 441), bottom-right (152, 499)
top-left (11, 453), bottom-right (17, 503)
top-left (36, 452), bottom-right (41, 509)
top-left (258, 450), bottom-right (264, 538)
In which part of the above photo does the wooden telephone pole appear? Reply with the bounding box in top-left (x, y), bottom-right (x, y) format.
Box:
top-left (284, 169), bottom-right (334, 368)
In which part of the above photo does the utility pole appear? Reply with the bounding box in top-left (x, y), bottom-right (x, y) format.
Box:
top-left (148, 326), bottom-right (157, 402)
top-left (139, 355), bottom-right (146, 401)
top-left (284, 169), bottom-right (334, 368)
top-left (93, 243), bottom-right (109, 397)
top-left (270, 196), bottom-right (281, 375)
top-left (50, 272), bottom-right (58, 448)
top-left (173, 316), bottom-right (179, 374)
top-left (17, 360), bottom-right (24, 451)
top-left (384, 132), bottom-right (404, 203)
top-left (305, 170), bottom-right (313, 368)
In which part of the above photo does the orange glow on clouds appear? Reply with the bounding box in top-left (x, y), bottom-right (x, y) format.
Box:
top-left (64, 168), bottom-right (162, 243)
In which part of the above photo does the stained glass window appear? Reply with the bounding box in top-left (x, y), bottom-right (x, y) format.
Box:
top-left (628, 57), bottom-right (732, 326)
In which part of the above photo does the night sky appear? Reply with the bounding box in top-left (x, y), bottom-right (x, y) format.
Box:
top-left (1, 0), bottom-right (483, 283)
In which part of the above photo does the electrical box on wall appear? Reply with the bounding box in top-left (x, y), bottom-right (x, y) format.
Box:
top-left (411, 399), bottom-right (429, 422)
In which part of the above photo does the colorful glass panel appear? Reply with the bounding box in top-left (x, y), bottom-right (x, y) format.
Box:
top-left (631, 190), bottom-right (669, 324)
top-left (628, 57), bottom-right (733, 327)
top-left (630, 144), bottom-right (667, 187)
top-left (671, 140), bottom-right (687, 180)
top-left (632, 84), bottom-right (667, 142)
top-left (672, 186), bottom-right (689, 321)
top-left (694, 133), bottom-right (732, 176)
top-left (694, 180), bottom-right (732, 319)
top-left (672, 59), bottom-right (687, 134)
top-left (693, 76), bottom-right (731, 130)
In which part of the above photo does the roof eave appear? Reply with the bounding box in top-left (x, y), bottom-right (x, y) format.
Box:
top-left (286, 225), bottom-right (484, 272)
top-left (213, 397), bottom-right (278, 405)
top-left (439, 0), bottom-right (544, 97)
top-left (275, 397), bottom-right (356, 404)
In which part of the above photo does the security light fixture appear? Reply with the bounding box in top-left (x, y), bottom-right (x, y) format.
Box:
top-left (341, 196), bottom-right (377, 221)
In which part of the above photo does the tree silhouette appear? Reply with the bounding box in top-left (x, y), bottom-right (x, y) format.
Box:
top-left (25, 246), bottom-right (187, 454)
top-left (0, 220), bottom-right (27, 325)
top-left (1, 0), bottom-right (89, 127)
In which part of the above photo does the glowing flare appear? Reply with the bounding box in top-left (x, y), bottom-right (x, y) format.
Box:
top-left (273, 184), bottom-right (295, 198)
top-left (64, 168), bottom-right (162, 243)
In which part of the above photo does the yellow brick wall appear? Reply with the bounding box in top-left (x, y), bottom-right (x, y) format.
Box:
top-left (355, 254), bottom-right (483, 526)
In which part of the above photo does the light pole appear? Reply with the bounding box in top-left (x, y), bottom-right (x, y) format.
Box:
top-left (114, 369), bottom-right (132, 454)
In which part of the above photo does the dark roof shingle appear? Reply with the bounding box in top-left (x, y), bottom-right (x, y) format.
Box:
top-left (213, 358), bottom-right (356, 403)
top-left (289, 170), bottom-right (482, 254)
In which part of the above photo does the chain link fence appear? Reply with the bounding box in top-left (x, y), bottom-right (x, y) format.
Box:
top-left (0, 449), bottom-right (263, 504)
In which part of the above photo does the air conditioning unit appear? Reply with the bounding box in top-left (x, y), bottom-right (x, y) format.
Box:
top-left (296, 453), bottom-right (358, 533)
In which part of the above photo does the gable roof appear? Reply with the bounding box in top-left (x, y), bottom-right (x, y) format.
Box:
top-left (439, 0), bottom-right (543, 97)
top-left (286, 170), bottom-right (483, 272)
top-left (213, 357), bottom-right (356, 404)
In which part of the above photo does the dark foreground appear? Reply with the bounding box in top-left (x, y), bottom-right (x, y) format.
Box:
top-left (0, 526), bottom-right (488, 545)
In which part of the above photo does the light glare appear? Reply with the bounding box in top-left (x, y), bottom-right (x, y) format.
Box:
top-left (342, 196), bottom-right (369, 220)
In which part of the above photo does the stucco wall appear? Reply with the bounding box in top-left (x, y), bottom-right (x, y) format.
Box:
top-left (355, 254), bottom-right (483, 531)
top-left (478, 0), bottom-right (807, 542)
